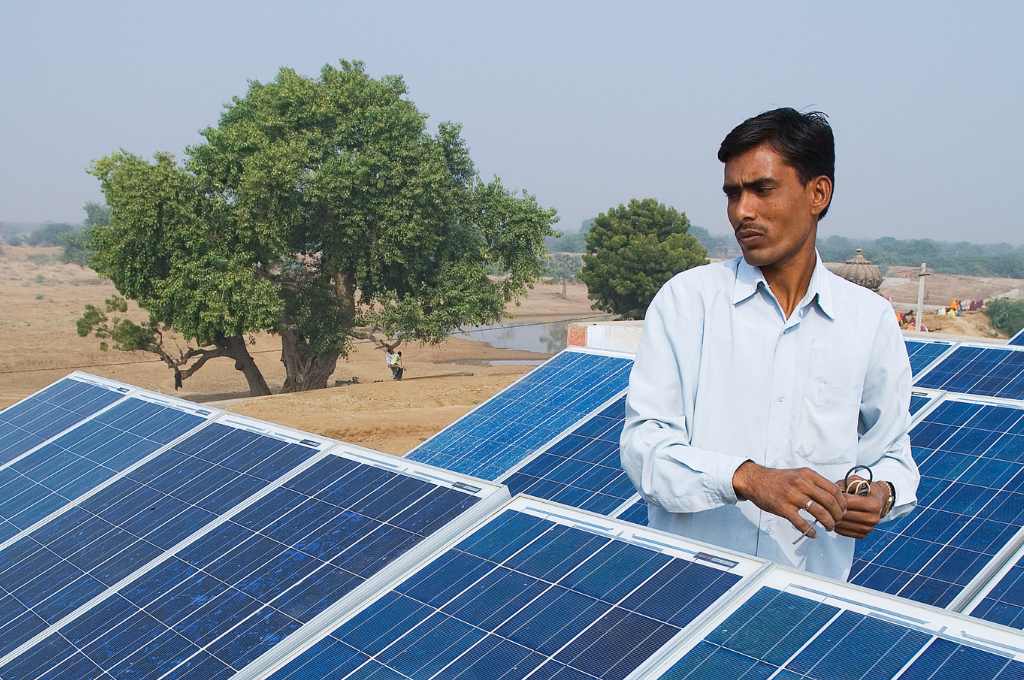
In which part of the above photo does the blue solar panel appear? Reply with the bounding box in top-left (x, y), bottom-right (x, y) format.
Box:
top-left (656, 583), bottom-right (1024, 679)
top-left (616, 497), bottom-right (648, 526)
top-left (0, 397), bottom-right (208, 544)
top-left (971, 555), bottom-right (1024, 629)
top-left (851, 397), bottom-right (1024, 607)
top-left (1010, 328), bottom-right (1024, 347)
top-left (4, 453), bottom-right (489, 680)
top-left (0, 422), bottom-right (321, 661)
top-left (910, 391), bottom-right (935, 416)
top-left (905, 339), bottom-right (955, 377)
top-left (0, 377), bottom-right (125, 466)
top-left (408, 349), bottom-right (633, 480)
top-left (261, 502), bottom-right (755, 680)
top-left (915, 345), bottom-right (1024, 400)
top-left (503, 395), bottom-right (635, 514)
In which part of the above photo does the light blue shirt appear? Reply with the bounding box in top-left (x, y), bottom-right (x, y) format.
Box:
top-left (620, 252), bottom-right (919, 580)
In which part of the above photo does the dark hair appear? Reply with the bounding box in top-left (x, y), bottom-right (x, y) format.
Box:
top-left (718, 108), bottom-right (835, 218)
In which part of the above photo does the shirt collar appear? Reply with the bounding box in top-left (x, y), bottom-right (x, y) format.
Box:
top-left (732, 250), bottom-right (836, 320)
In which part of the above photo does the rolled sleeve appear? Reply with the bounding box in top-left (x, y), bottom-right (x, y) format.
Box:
top-left (620, 283), bottom-right (747, 513)
top-left (858, 307), bottom-right (920, 522)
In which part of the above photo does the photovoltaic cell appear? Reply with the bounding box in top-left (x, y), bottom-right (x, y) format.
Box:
top-left (502, 395), bottom-right (635, 515)
top-left (850, 397), bottom-right (1024, 607)
top-left (0, 423), bottom-right (319, 662)
top-left (6, 454), bottom-right (483, 680)
top-left (915, 345), bottom-right (1024, 400)
top-left (905, 339), bottom-right (955, 378)
top-left (0, 397), bottom-right (207, 544)
top-left (910, 392), bottom-right (934, 416)
top-left (616, 497), bottom-right (648, 526)
top-left (1011, 328), bottom-right (1024, 347)
top-left (657, 584), bottom-right (1024, 679)
top-left (970, 555), bottom-right (1024, 629)
top-left (265, 505), bottom-right (749, 680)
top-left (408, 350), bottom-right (633, 480)
top-left (0, 378), bottom-right (125, 466)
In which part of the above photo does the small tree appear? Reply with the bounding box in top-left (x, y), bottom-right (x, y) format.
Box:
top-left (80, 60), bottom-right (556, 395)
top-left (986, 298), bottom-right (1024, 337)
top-left (579, 198), bottom-right (707, 319)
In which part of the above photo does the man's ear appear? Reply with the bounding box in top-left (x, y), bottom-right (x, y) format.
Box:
top-left (809, 175), bottom-right (833, 217)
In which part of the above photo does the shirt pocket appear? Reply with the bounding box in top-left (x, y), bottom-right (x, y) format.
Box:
top-left (794, 341), bottom-right (862, 466)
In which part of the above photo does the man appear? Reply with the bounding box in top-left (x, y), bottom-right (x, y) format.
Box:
top-left (620, 108), bottom-right (919, 580)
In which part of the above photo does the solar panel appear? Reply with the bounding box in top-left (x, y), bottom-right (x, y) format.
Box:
top-left (0, 394), bottom-right (211, 546)
top-left (1011, 328), bottom-right (1024, 347)
top-left (0, 374), bottom-right (127, 466)
top-left (646, 567), bottom-right (1024, 679)
top-left (915, 344), bottom-right (1024, 400)
top-left (905, 338), bottom-right (957, 378)
top-left (616, 496), bottom-right (648, 526)
top-left (0, 415), bottom-right (333, 665)
top-left (910, 389), bottom-right (937, 416)
top-left (967, 540), bottom-right (1024, 629)
top-left (2, 446), bottom-right (505, 680)
top-left (501, 394), bottom-right (636, 515)
top-left (408, 348), bottom-right (633, 480)
top-left (851, 395), bottom-right (1024, 608)
top-left (241, 496), bottom-right (765, 680)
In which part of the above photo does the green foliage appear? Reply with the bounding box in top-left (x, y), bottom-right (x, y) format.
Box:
top-left (544, 252), bottom-right (583, 280)
top-left (817, 235), bottom-right (1024, 278)
top-left (579, 198), bottom-right (707, 319)
top-left (76, 295), bottom-right (162, 354)
top-left (85, 60), bottom-right (557, 390)
top-left (544, 218), bottom-right (594, 253)
top-left (23, 222), bottom-right (78, 247)
top-left (986, 298), bottom-right (1024, 337)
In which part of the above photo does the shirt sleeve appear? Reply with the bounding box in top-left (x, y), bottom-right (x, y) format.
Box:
top-left (857, 306), bottom-right (920, 522)
top-left (620, 282), bottom-right (749, 513)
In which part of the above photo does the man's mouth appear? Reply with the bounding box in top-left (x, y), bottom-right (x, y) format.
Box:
top-left (736, 227), bottom-right (766, 245)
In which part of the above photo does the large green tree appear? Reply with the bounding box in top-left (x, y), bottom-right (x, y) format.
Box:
top-left (579, 198), bottom-right (706, 319)
top-left (80, 60), bottom-right (556, 395)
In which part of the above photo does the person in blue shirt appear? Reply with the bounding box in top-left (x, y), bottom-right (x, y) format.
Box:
top-left (620, 108), bottom-right (919, 579)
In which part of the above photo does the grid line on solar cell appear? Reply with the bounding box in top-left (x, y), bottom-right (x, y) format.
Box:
top-left (267, 508), bottom-right (742, 680)
top-left (502, 394), bottom-right (635, 515)
top-left (5, 454), bottom-right (482, 680)
top-left (910, 393), bottom-right (934, 416)
top-left (850, 397), bottom-right (1024, 607)
top-left (971, 558), bottom-right (1024, 629)
top-left (1011, 329), bottom-right (1024, 347)
top-left (408, 350), bottom-right (633, 480)
top-left (915, 345), bottom-right (1024, 400)
top-left (905, 339), bottom-right (955, 378)
top-left (0, 423), bottom-right (321, 665)
top-left (0, 378), bottom-right (125, 467)
top-left (0, 397), bottom-right (208, 547)
top-left (657, 585), bottom-right (1024, 679)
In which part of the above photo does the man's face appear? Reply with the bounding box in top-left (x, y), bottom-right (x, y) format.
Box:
top-left (723, 143), bottom-right (822, 268)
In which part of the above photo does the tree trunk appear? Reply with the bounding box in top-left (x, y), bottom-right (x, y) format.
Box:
top-left (223, 335), bottom-right (272, 396)
top-left (280, 329), bottom-right (340, 392)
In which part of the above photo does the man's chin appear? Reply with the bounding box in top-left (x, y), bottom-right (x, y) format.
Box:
top-left (739, 244), bottom-right (775, 267)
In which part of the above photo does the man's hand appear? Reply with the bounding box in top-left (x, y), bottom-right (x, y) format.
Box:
top-left (732, 462), bottom-right (847, 539)
top-left (834, 476), bottom-right (891, 539)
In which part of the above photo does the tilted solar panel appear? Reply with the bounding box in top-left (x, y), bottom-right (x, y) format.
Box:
top-left (0, 416), bottom-right (332, 668)
top-left (501, 394), bottom-right (636, 515)
top-left (0, 394), bottom-right (211, 545)
top-left (408, 348), bottom-right (633, 480)
top-left (905, 338), bottom-right (956, 378)
top-left (616, 496), bottom-right (648, 526)
top-left (851, 395), bottom-right (1024, 608)
top-left (647, 567), bottom-right (1024, 679)
top-left (915, 344), bottom-right (1024, 400)
top-left (2, 446), bottom-right (505, 680)
top-left (0, 374), bottom-right (127, 465)
top-left (910, 389), bottom-right (939, 416)
top-left (1011, 328), bottom-right (1024, 347)
top-left (242, 496), bottom-right (765, 680)
top-left (966, 536), bottom-right (1024, 629)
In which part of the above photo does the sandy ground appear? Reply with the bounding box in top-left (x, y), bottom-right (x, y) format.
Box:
top-left (1, 244), bottom-right (1021, 454)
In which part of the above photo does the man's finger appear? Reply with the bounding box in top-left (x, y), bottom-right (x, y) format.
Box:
top-left (838, 509), bottom-right (882, 525)
top-left (801, 495), bottom-right (839, 531)
top-left (844, 493), bottom-right (884, 514)
top-left (802, 483), bottom-right (845, 525)
top-left (836, 525), bottom-right (869, 539)
top-left (804, 471), bottom-right (847, 514)
top-left (786, 510), bottom-right (817, 539)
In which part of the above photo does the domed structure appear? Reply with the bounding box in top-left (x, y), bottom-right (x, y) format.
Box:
top-left (826, 249), bottom-right (883, 292)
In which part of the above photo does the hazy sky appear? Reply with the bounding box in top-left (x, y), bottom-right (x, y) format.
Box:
top-left (2, 2), bottom-right (1022, 243)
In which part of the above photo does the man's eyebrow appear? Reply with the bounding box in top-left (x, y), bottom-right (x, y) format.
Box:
top-left (722, 177), bottom-right (777, 192)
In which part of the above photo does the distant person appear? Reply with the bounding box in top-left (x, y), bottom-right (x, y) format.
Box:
top-left (393, 351), bottom-right (405, 380)
top-left (621, 108), bottom-right (918, 581)
top-left (385, 349), bottom-right (398, 379)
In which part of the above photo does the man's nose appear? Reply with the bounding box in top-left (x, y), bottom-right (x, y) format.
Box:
top-left (735, 192), bottom-right (757, 222)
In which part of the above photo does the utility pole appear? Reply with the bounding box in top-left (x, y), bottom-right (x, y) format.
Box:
top-left (916, 262), bottom-right (930, 332)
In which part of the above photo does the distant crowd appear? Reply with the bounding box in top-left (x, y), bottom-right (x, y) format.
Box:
top-left (894, 297), bottom-right (985, 332)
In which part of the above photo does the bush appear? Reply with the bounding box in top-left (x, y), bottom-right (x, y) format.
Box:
top-left (986, 298), bottom-right (1024, 337)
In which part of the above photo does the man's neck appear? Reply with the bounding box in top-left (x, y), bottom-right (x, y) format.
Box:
top-left (760, 241), bottom-right (818, 320)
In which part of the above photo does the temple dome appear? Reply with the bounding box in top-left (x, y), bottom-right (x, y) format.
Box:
top-left (826, 249), bottom-right (883, 292)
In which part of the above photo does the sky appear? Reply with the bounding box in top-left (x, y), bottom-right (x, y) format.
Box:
top-left (1, 1), bottom-right (1022, 243)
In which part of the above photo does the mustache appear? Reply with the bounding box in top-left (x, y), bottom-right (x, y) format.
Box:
top-left (735, 224), bottom-right (766, 235)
